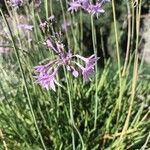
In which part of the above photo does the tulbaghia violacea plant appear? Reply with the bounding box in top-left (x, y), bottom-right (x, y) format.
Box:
top-left (34, 38), bottom-right (99, 91)
top-left (68, 0), bottom-right (110, 17)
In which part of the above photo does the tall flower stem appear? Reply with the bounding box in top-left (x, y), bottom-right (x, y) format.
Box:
top-left (50, 0), bottom-right (53, 16)
top-left (111, 0), bottom-right (122, 112)
top-left (104, 0), bottom-right (124, 129)
top-left (64, 68), bottom-right (85, 150)
top-left (60, 0), bottom-right (70, 46)
top-left (131, 0), bottom-right (135, 51)
top-left (80, 10), bottom-right (83, 51)
top-left (122, 0), bottom-right (131, 76)
top-left (91, 15), bottom-right (98, 129)
top-left (121, 0), bottom-right (142, 136)
top-left (44, 0), bottom-right (49, 19)
top-left (0, 10), bottom-right (47, 150)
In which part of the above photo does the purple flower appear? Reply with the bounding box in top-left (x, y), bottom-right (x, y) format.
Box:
top-left (81, 0), bottom-right (89, 10)
top-left (18, 24), bottom-right (33, 31)
top-left (75, 54), bottom-right (98, 66)
top-left (68, 0), bottom-right (82, 13)
top-left (34, 39), bottom-right (98, 91)
top-left (83, 65), bottom-right (95, 81)
top-left (45, 38), bottom-right (68, 56)
top-left (9, 0), bottom-right (23, 7)
top-left (45, 39), bottom-right (58, 53)
top-left (34, 65), bottom-right (46, 75)
top-left (72, 67), bottom-right (79, 77)
top-left (75, 55), bottom-right (98, 81)
top-left (74, 62), bottom-right (94, 81)
top-left (88, 3), bottom-right (105, 17)
top-left (68, 0), bottom-right (109, 16)
top-left (67, 65), bottom-right (79, 77)
top-left (35, 71), bottom-right (61, 91)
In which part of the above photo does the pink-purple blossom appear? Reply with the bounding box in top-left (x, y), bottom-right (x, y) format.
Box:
top-left (34, 38), bottom-right (98, 91)
top-left (68, 0), bottom-right (110, 17)
top-left (35, 70), bottom-right (61, 91)
top-left (75, 55), bottom-right (98, 81)
top-left (68, 1), bottom-right (82, 13)
top-left (87, 3), bottom-right (105, 17)
top-left (9, 0), bottom-right (23, 7)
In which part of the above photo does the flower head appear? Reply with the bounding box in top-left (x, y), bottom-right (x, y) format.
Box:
top-left (34, 38), bottom-right (98, 91)
top-left (68, 0), bottom-right (109, 17)
top-left (81, 0), bottom-right (89, 10)
top-left (82, 66), bottom-right (95, 81)
top-left (9, 0), bottom-right (23, 7)
top-left (88, 3), bottom-right (105, 17)
top-left (68, 0), bottom-right (82, 13)
top-left (35, 71), bottom-right (61, 91)
top-left (75, 54), bottom-right (98, 81)
top-left (45, 38), bottom-right (58, 53)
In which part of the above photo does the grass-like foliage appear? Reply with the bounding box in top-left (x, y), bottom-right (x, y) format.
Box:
top-left (0, 0), bottom-right (150, 150)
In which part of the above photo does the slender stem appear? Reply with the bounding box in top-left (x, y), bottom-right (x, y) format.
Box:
top-left (120, 0), bottom-right (142, 137)
top-left (80, 10), bottom-right (83, 51)
top-left (100, 29), bottom-right (106, 64)
top-left (31, 2), bottom-right (38, 41)
top-left (63, 67), bottom-right (75, 150)
top-left (112, 0), bottom-right (122, 111)
top-left (50, 0), bottom-right (53, 16)
top-left (44, 0), bottom-right (49, 19)
top-left (4, 0), bottom-right (13, 18)
top-left (68, 13), bottom-right (78, 52)
top-left (91, 15), bottom-right (98, 129)
top-left (60, 0), bottom-right (70, 46)
top-left (64, 68), bottom-right (85, 150)
top-left (0, 10), bottom-right (47, 150)
top-left (131, 0), bottom-right (135, 51)
top-left (122, 0), bottom-right (131, 76)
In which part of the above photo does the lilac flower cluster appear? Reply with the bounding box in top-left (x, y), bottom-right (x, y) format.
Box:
top-left (68, 0), bottom-right (110, 17)
top-left (9, 0), bottom-right (23, 7)
top-left (34, 38), bottom-right (98, 91)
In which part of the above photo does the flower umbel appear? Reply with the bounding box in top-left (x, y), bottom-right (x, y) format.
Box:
top-left (68, 1), bottom-right (82, 13)
top-left (68, 0), bottom-right (110, 17)
top-left (9, 0), bottom-right (23, 7)
top-left (35, 69), bottom-right (61, 91)
top-left (34, 38), bottom-right (98, 91)
top-left (75, 55), bottom-right (98, 81)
